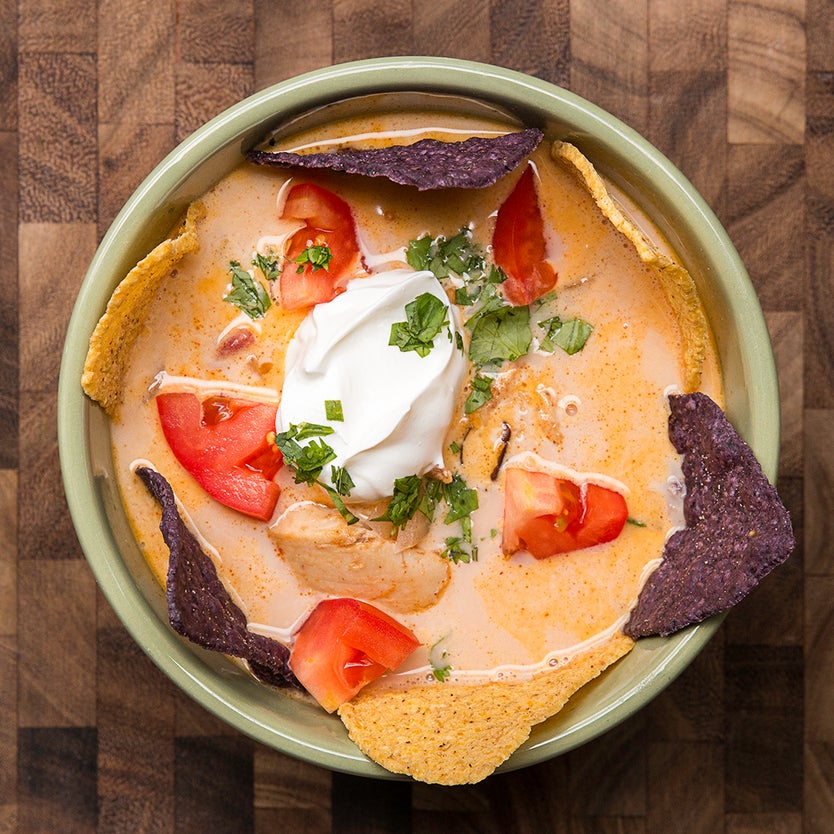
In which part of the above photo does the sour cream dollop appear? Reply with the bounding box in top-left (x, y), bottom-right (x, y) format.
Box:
top-left (276, 269), bottom-right (468, 501)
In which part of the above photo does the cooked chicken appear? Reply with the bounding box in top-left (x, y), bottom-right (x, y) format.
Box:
top-left (269, 501), bottom-right (450, 613)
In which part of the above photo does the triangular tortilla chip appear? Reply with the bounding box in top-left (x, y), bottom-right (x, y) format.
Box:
top-left (552, 141), bottom-right (707, 393)
top-left (81, 201), bottom-right (205, 415)
top-left (338, 632), bottom-right (633, 785)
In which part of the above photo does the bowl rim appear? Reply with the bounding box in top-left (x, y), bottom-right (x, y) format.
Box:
top-left (58, 55), bottom-right (780, 778)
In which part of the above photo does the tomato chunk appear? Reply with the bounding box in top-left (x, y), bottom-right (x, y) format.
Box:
top-left (502, 467), bottom-right (628, 558)
top-left (156, 392), bottom-right (282, 522)
top-left (492, 166), bottom-right (557, 306)
top-left (279, 183), bottom-right (362, 310)
top-left (289, 598), bottom-right (420, 713)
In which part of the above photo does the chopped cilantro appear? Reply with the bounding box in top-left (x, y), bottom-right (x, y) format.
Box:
top-left (320, 483), bottom-right (359, 525)
top-left (330, 465), bottom-right (354, 496)
top-left (273, 423), bottom-right (357, 524)
top-left (389, 292), bottom-right (450, 358)
top-left (417, 477), bottom-right (445, 523)
top-left (433, 665), bottom-right (452, 682)
top-left (464, 373), bottom-right (494, 414)
top-left (291, 244), bottom-right (332, 273)
top-left (467, 304), bottom-right (532, 366)
top-left (373, 471), bottom-right (478, 543)
top-left (406, 228), bottom-right (485, 280)
top-left (429, 637), bottom-right (452, 682)
top-left (627, 517), bottom-right (647, 527)
top-left (534, 289), bottom-right (558, 308)
top-left (276, 435), bottom-right (335, 486)
top-left (252, 252), bottom-right (282, 282)
top-left (224, 261), bottom-right (271, 319)
top-left (325, 399), bottom-right (344, 422)
top-left (372, 474), bottom-right (423, 532)
top-left (442, 474), bottom-right (479, 524)
top-left (442, 536), bottom-right (477, 564)
top-left (540, 315), bottom-right (594, 354)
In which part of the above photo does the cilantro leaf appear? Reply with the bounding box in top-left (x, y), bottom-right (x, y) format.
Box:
top-left (252, 252), bottom-right (282, 282)
top-left (389, 293), bottom-right (450, 358)
top-left (540, 316), bottom-right (594, 355)
top-left (372, 475), bottom-right (423, 532)
top-left (284, 438), bottom-right (336, 486)
top-left (273, 423), bottom-right (336, 486)
top-left (467, 305), bottom-right (532, 366)
top-left (323, 486), bottom-right (359, 525)
top-left (464, 373), bottom-right (493, 414)
top-left (330, 465), bottom-right (354, 497)
top-left (442, 474), bottom-right (479, 524)
top-left (442, 536), bottom-right (477, 564)
top-left (406, 229), bottom-right (485, 280)
top-left (429, 638), bottom-right (452, 682)
top-left (418, 477), bottom-right (445, 523)
top-left (325, 399), bottom-right (344, 422)
top-left (224, 261), bottom-right (271, 319)
top-left (273, 423), bottom-right (358, 524)
top-left (291, 244), bottom-right (333, 273)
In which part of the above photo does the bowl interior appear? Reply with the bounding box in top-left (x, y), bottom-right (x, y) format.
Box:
top-left (58, 57), bottom-right (779, 778)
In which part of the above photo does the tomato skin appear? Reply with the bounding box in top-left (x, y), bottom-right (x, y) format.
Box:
top-left (279, 183), bottom-right (361, 310)
top-left (289, 598), bottom-right (420, 713)
top-left (156, 393), bottom-right (282, 522)
top-left (502, 467), bottom-right (628, 558)
top-left (492, 166), bottom-right (557, 306)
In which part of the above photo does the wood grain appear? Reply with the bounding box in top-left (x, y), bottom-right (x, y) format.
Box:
top-left (3, 2), bottom-right (828, 831)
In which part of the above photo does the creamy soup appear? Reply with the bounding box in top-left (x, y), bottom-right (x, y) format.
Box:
top-left (110, 102), bottom-right (721, 695)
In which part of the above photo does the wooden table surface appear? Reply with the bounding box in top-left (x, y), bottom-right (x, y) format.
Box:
top-left (2, 1), bottom-right (831, 832)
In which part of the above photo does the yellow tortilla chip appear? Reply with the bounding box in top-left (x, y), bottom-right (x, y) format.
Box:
top-left (81, 202), bottom-right (205, 415)
top-left (338, 632), bottom-right (634, 785)
top-left (552, 141), bottom-right (707, 393)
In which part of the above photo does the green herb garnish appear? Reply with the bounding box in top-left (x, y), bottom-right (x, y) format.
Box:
top-left (540, 315), bottom-right (594, 355)
top-left (442, 536), bottom-right (477, 564)
top-left (325, 399), bottom-right (344, 422)
top-left (291, 244), bottom-right (333, 273)
top-left (372, 474), bottom-right (424, 532)
top-left (252, 252), bottom-right (282, 282)
top-left (330, 465), bottom-right (354, 496)
top-left (441, 474), bottom-right (479, 524)
top-left (273, 423), bottom-right (357, 524)
top-left (374, 472), bottom-right (478, 542)
top-left (274, 434), bottom-right (336, 486)
top-left (467, 304), bottom-right (532, 366)
top-left (389, 292), bottom-right (450, 358)
top-left (627, 517), bottom-right (647, 528)
top-left (464, 373), bottom-right (494, 414)
top-left (224, 261), bottom-right (271, 319)
top-left (429, 638), bottom-right (452, 682)
top-left (406, 228), bottom-right (485, 280)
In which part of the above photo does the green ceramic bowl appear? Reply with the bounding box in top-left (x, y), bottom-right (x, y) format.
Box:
top-left (58, 57), bottom-right (779, 778)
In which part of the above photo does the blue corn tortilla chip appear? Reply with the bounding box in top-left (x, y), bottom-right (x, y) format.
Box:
top-left (624, 392), bottom-right (795, 638)
top-left (246, 129), bottom-right (543, 190)
top-left (136, 466), bottom-right (299, 689)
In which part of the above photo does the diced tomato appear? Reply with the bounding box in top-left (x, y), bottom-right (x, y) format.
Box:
top-left (502, 467), bottom-right (628, 558)
top-left (156, 392), bottom-right (283, 522)
top-left (492, 166), bottom-right (558, 306)
top-left (279, 183), bottom-right (361, 310)
top-left (289, 598), bottom-right (420, 713)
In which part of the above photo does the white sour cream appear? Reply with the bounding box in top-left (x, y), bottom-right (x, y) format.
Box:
top-left (276, 269), bottom-right (468, 501)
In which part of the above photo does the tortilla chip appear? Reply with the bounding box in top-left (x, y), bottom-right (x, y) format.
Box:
top-left (338, 632), bottom-right (633, 785)
top-left (247, 129), bottom-right (543, 191)
top-left (136, 466), bottom-right (300, 689)
top-left (81, 201), bottom-right (205, 415)
top-left (551, 141), bottom-right (707, 393)
top-left (624, 393), bottom-right (795, 638)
